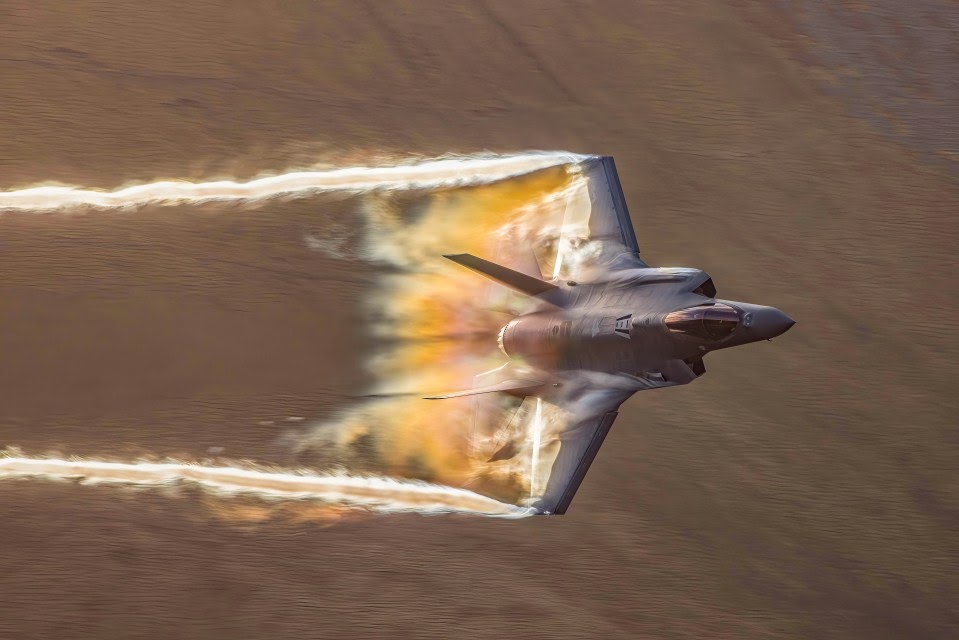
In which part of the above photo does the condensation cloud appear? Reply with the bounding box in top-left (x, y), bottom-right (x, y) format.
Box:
top-left (0, 152), bottom-right (585, 212)
top-left (1, 151), bottom-right (599, 517)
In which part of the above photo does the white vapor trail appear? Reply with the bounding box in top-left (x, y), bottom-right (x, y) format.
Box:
top-left (0, 152), bottom-right (587, 212)
top-left (0, 455), bottom-right (530, 517)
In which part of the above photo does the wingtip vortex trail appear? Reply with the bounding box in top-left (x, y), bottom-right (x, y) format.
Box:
top-left (0, 151), bottom-right (590, 212)
top-left (0, 454), bottom-right (532, 517)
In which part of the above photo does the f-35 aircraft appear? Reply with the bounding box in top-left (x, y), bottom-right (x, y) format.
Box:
top-left (430, 157), bottom-right (794, 515)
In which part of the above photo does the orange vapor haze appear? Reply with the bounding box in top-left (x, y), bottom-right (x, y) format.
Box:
top-left (298, 164), bottom-right (589, 505)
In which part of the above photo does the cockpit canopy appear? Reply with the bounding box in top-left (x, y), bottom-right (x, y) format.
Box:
top-left (665, 303), bottom-right (739, 340)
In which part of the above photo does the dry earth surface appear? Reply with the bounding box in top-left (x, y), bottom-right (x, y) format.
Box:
top-left (1, 2), bottom-right (957, 638)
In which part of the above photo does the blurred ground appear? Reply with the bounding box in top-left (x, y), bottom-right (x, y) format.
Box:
top-left (1, 1), bottom-right (957, 638)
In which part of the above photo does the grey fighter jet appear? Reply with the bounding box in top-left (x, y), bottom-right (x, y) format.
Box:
top-left (429, 157), bottom-right (794, 515)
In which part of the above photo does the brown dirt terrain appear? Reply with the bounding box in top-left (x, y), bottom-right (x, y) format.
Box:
top-left (1, 2), bottom-right (957, 638)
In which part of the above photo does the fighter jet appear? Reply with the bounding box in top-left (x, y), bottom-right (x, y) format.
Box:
top-left (429, 157), bottom-right (794, 515)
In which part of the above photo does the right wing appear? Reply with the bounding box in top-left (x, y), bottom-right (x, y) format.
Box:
top-left (534, 407), bottom-right (622, 515)
top-left (532, 372), bottom-right (681, 515)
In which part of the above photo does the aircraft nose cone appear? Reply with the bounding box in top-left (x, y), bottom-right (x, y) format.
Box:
top-left (752, 306), bottom-right (795, 340)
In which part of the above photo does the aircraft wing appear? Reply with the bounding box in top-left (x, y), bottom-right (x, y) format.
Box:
top-left (580, 156), bottom-right (647, 267)
top-left (533, 373), bottom-right (676, 514)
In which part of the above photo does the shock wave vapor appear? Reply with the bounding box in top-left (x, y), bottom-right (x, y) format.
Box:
top-left (428, 157), bottom-right (795, 515)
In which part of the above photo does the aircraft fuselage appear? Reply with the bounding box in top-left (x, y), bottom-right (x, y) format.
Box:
top-left (497, 267), bottom-right (794, 385)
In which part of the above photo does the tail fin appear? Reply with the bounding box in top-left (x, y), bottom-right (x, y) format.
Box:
top-left (444, 253), bottom-right (558, 297)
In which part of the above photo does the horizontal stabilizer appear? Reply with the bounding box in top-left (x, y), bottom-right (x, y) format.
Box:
top-left (444, 253), bottom-right (558, 297)
top-left (423, 378), bottom-right (545, 400)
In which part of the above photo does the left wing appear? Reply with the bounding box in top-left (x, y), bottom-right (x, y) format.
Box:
top-left (579, 156), bottom-right (647, 268)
